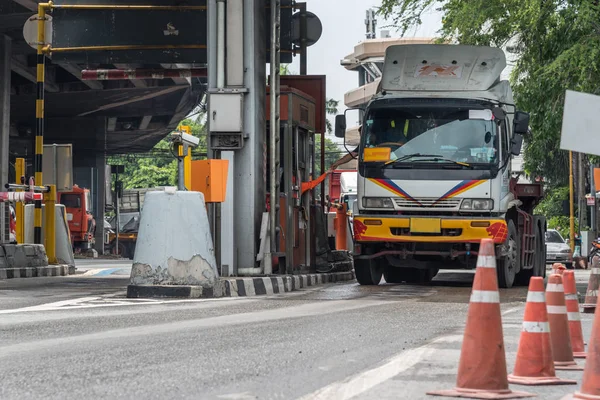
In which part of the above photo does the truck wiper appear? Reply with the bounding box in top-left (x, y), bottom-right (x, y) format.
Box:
top-left (414, 157), bottom-right (472, 168)
top-left (384, 154), bottom-right (471, 168)
top-left (384, 153), bottom-right (442, 167)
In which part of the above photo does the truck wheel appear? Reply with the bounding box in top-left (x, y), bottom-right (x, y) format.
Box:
top-left (354, 258), bottom-right (382, 285)
top-left (516, 222), bottom-right (547, 286)
top-left (497, 220), bottom-right (520, 289)
top-left (383, 266), bottom-right (406, 284)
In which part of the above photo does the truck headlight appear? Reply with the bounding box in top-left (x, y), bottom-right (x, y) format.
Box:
top-left (461, 199), bottom-right (494, 211)
top-left (362, 197), bottom-right (394, 208)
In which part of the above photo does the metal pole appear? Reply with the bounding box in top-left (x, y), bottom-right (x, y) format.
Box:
top-left (33, 4), bottom-right (47, 245)
top-left (216, 0), bottom-right (226, 89)
top-left (299, 3), bottom-right (307, 75)
top-left (115, 170), bottom-right (120, 256)
top-left (591, 164), bottom-right (597, 237)
top-left (177, 144), bottom-right (186, 190)
top-left (269, 0), bottom-right (281, 261)
top-left (570, 151), bottom-right (575, 252)
top-left (44, 184), bottom-right (57, 264)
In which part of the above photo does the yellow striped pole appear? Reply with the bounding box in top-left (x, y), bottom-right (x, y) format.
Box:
top-left (33, 4), bottom-right (46, 245)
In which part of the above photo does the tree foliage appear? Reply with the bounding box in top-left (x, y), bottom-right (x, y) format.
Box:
top-left (108, 117), bottom-right (207, 189)
top-left (378, 0), bottom-right (600, 185)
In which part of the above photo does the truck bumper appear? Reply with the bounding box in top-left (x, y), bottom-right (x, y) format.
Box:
top-left (353, 216), bottom-right (507, 244)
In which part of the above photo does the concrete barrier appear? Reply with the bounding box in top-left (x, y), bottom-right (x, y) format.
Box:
top-left (127, 189), bottom-right (220, 298)
top-left (24, 204), bottom-right (75, 268)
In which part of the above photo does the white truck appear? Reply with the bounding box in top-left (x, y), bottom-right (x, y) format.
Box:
top-left (335, 44), bottom-right (546, 288)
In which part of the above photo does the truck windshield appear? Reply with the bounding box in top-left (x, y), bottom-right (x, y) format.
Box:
top-left (361, 106), bottom-right (499, 166)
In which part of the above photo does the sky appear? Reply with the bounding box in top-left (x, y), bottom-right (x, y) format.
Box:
top-left (288, 1), bottom-right (443, 117)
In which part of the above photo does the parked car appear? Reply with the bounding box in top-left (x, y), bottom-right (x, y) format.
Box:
top-left (545, 229), bottom-right (572, 264)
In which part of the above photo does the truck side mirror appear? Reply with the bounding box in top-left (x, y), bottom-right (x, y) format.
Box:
top-left (513, 111), bottom-right (530, 135)
top-left (510, 134), bottom-right (523, 156)
top-left (334, 114), bottom-right (346, 138)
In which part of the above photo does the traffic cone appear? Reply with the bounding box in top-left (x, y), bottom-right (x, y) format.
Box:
top-left (508, 277), bottom-right (577, 385)
top-left (546, 274), bottom-right (584, 370)
top-left (563, 270), bottom-right (586, 358)
top-left (562, 294), bottom-right (600, 399)
top-left (552, 263), bottom-right (567, 276)
top-left (582, 256), bottom-right (600, 314)
top-left (427, 239), bottom-right (535, 398)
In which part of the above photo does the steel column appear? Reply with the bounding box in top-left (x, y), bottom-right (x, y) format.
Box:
top-left (234, 0), bottom-right (267, 270)
top-left (0, 35), bottom-right (10, 245)
top-left (269, 0), bottom-right (281, 263)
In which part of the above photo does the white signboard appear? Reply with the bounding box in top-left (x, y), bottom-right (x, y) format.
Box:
top-left (560, 90), bottom-right (600, 156)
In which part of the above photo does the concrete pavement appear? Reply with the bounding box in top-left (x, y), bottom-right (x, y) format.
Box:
top-left (0, 269), bottom-right (595, 399)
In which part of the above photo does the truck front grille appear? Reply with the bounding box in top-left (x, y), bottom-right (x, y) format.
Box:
top-left (390, 228), bottom-right (463, 237)
top-left (394, 198), bottom-right (461, 209)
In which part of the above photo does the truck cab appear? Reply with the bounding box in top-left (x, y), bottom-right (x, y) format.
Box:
top-left (58, 184), bottom-right (96, 251)
top-left (335, 44), bottom-right (546, 288)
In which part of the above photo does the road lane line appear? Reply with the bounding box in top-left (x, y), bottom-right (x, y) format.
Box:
top-left (296, 340), bottom-right (440, 400)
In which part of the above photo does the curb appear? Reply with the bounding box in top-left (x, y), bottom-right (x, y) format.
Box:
top-left (0, 265), bottom-right (72, 279)
top-left (127, 271), bottom-right (356, 299)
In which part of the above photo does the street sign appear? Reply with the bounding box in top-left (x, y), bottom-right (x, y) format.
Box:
top-left (110, 165), bottom-right (125, 174)
top-left (291, 11), bottom-right (322, 47)
top-left (50, 0), bottom-right (207, 64)
top-left (560, 90), bottom-right (600, 156)
top-left (23, 14), bottom-right (53, 50)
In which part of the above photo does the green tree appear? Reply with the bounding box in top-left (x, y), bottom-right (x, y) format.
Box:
top-left (108, 117), bottom-right (207, 189)
top-left (378, 0), bottom-right (600, 185)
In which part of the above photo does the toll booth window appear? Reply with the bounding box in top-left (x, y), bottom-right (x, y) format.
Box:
top-left (60, 194), bottom-right (81, 208)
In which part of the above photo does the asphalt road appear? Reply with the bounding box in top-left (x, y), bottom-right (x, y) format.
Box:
top-left (0, 269), bottom-right (594, 400)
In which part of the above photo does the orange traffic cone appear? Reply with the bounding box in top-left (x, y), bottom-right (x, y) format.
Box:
top-left (582, 256), bottom-right (600, 314)
top-left (563, 270), bottom-right (586, 358)
top-left (508, 276), bottom-right (577, 385)
top-left (552, 263), bottom-right (567, 276)
top-left (427, 239), bottom-right (534, 399)
top-left (562, 294), bottom-right (600, 399)
top-left (546, 274), bottom-right (584, 370)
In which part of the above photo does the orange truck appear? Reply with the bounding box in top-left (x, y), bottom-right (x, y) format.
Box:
top-left (58, 184), bottom-right (96, 252)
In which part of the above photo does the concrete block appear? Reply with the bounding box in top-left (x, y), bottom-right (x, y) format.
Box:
top-left (24, 204), bottom-right (75, 267)
top-left (1, 244), bottom-right (48, 269)
top-left (128, 189), bottom-right (219, 297)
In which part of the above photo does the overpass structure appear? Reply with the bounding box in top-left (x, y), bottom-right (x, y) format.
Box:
top-left (1, 0), bottom-right (209, 250)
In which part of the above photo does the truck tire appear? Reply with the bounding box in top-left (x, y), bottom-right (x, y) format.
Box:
top-left (497, 220), bottom-right (520, 289)
top-left (354, 258), bottom-right (382, 285)
top-left (383, 266), bottom-right (406, 284)
top-left (516, 222), bottom-right (546, 286)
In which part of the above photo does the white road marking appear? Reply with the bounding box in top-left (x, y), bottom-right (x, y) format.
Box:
top-left (296, 338), bottom-right (443, 400)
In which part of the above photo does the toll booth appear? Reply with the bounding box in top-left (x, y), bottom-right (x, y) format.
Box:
top-left (266, 77), bottom-right (325, 274)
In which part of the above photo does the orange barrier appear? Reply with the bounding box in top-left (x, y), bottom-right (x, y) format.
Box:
top-left (546, 274), bottom-right (584, 370)
top-left (300, 172), bottom-right (330, 195)
top-left (508, 276), bottom-right (577, 385)
top-left (583, 256), bottom-right (600, 314)
top-left (563, 270), bottom-right (587, 358)
top-left (563, 295), bottom-right (600, 399)
top-left (427, 239), bottom-right (534, 398)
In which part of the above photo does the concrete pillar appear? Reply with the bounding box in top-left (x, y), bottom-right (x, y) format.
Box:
top-left (0, 36), bottom-right (11, 244)
top-left (234, 0), bottom-right (266, 269)
top-left (94, 152), bottom-right (106, 254)
top-left (0, 35), bottom-right (11, 191)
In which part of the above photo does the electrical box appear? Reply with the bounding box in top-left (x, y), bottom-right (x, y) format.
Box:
top-left (42, 144), bottom-right (73, 191)
top-left (191, 159), bottom-right (229, 203)
top-left (209, 93), bottom-right (243, 132)
top-left (208, 92), bottom-right (244, 150)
